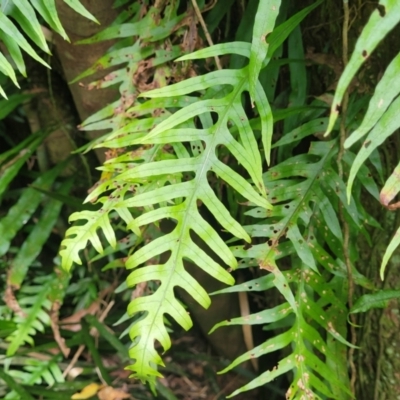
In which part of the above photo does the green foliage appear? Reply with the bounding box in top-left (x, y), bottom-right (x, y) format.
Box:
top-left (350, 290), bottom-right (400, 314)
top-left (2, 0), bottom-right (400, 398)
top-left (326, 0), bottom-right (400, 279)
top-left (0, 0), bottom-right (96, 97)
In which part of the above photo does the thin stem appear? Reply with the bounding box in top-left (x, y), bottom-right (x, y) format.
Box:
top-left (191, 0), bottom-right (222, 70)
top-left (338, 0), bottom-right (357, 395)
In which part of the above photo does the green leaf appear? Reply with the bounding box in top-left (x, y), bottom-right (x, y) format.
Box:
top-left (0, 51), bottom-right (19, 89)
top-left (62, 0), bottom-right (99, 24)
top-left (0, 134), bottom-right (46, 198)
top-left (347, 95), bottom-right (400, 202)
top-left (60, 209), bottom-right (117, 271)
top-left (6, 281), bottom-right (52, 356)
top-left (85, 314), bottom-right (128, 360)
top-left (263, 0), bottom-right (324, 67)
top-left (81, 319), bottom-right (112, 385)
top-left (0, 30), bottom-right (26, 77)
top-left (0, 368), bottom-right (35, 400)
top-left (228, 354), bottom-right (295, 397)
top-left (210, 302), bottom-right (292, 332)
top-left (11, 0), bottom-right (50, 53)
top-left (272, 118), bottom-right (329, 148)
top-left (326, 0), bottom-right (400, 135)
top-left (0, 93), bottom-right (31, 119)
top-left (30, 0), bottom-right (69, 41)
top-left (8, 179), bottom-right (72, 287)
top-left (176, 42), bottom-right (251, 61)
top-left (380, 225), bottom-right (400, 279)
top-left (345, 51), bottom-right (400, 148)
top-left (0, 11), bottom-right (50, 68)
top-left (351, 290), bottom-right (400, 313)
top-left (61, 179), bottom-right (140, 270)
top-left (249, 0), bottom-right (281, 101)
top-left (0, 162), bottom-right (66, 257)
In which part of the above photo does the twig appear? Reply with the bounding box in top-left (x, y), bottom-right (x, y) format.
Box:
top-left (63, 300), bottom-right (115, 378)
top-left (63, 344), bottom-right (85, 378)
top-left (191, 0), bottom-right (222, 70)
top-left (337, 0), bottom-right (357, 395)
top-left (237, 275), bottom-right (258, 372)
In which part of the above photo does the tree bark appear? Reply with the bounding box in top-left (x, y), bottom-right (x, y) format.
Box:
top-left (54, 0), bottom-right (119, 163)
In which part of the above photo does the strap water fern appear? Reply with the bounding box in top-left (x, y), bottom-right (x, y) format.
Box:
top-left (211, 138), bottom-right (368, 398)
top-left (58, 0), bottom-right (352, 392)
top-left (58, 0), bottom-right (288, 384)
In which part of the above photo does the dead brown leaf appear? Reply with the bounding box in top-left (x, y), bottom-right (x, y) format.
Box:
top-left (4, 277), bottom-right (26, 318)
top-left (60, 299), bottom-right (101, 332)
top-left (97, 386), bottom-right (131, 400)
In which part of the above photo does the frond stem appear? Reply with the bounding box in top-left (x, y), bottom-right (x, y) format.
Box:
top-left (338, 0), bottom-right (357, 395)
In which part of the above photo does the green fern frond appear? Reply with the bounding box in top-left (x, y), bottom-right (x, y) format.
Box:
top-left (6, 277), bottom-right (53, 356)
top-left (59, 0), bottom-right (336, 386)
top-left (212, 264), bottom-right (352, 399)
top-left (4, 355), bottom-right (64, 399)
top-left (86, 63), bottom-right (274, 380)
top-left (207, 138), bottom-right (365, 398)
top-left (60, 180), bottom-right (144, 271)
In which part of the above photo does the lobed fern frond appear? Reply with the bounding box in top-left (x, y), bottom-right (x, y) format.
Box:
top-left (210, 139), bottom-right (361, 398)
top-left (59, 0), bottom-right (340, 388)
top-left (6, 277), bottom-right (53, 356)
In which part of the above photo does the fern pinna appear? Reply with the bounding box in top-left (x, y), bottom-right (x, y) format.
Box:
top-left (212, 139), bottom-right (363, 398)
top-left (58, 0), bottom-right (364, 398)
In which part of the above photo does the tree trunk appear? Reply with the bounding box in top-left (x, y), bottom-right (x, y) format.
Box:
top-left (54, 0), bottom-right (120, 163)
top-left (301, 1), bottom-right (400, 398)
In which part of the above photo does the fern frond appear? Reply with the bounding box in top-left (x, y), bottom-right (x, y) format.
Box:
top-left (325, 0), bottom-right (400, 135)
top-left (324, 1), bottom-right (400, 277)
top-left (208, 138), bottom-right (365, 398)
top-left (6, 277), bottom-right (53, 356)
top-left (60, 180), bottom-right (144, 271)
top-left (59, 0), bottom-right (336, 385)
top-left (101, 64), bottom-right (274, 380)
top-left (212, 264), bottom-right (352, 399)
